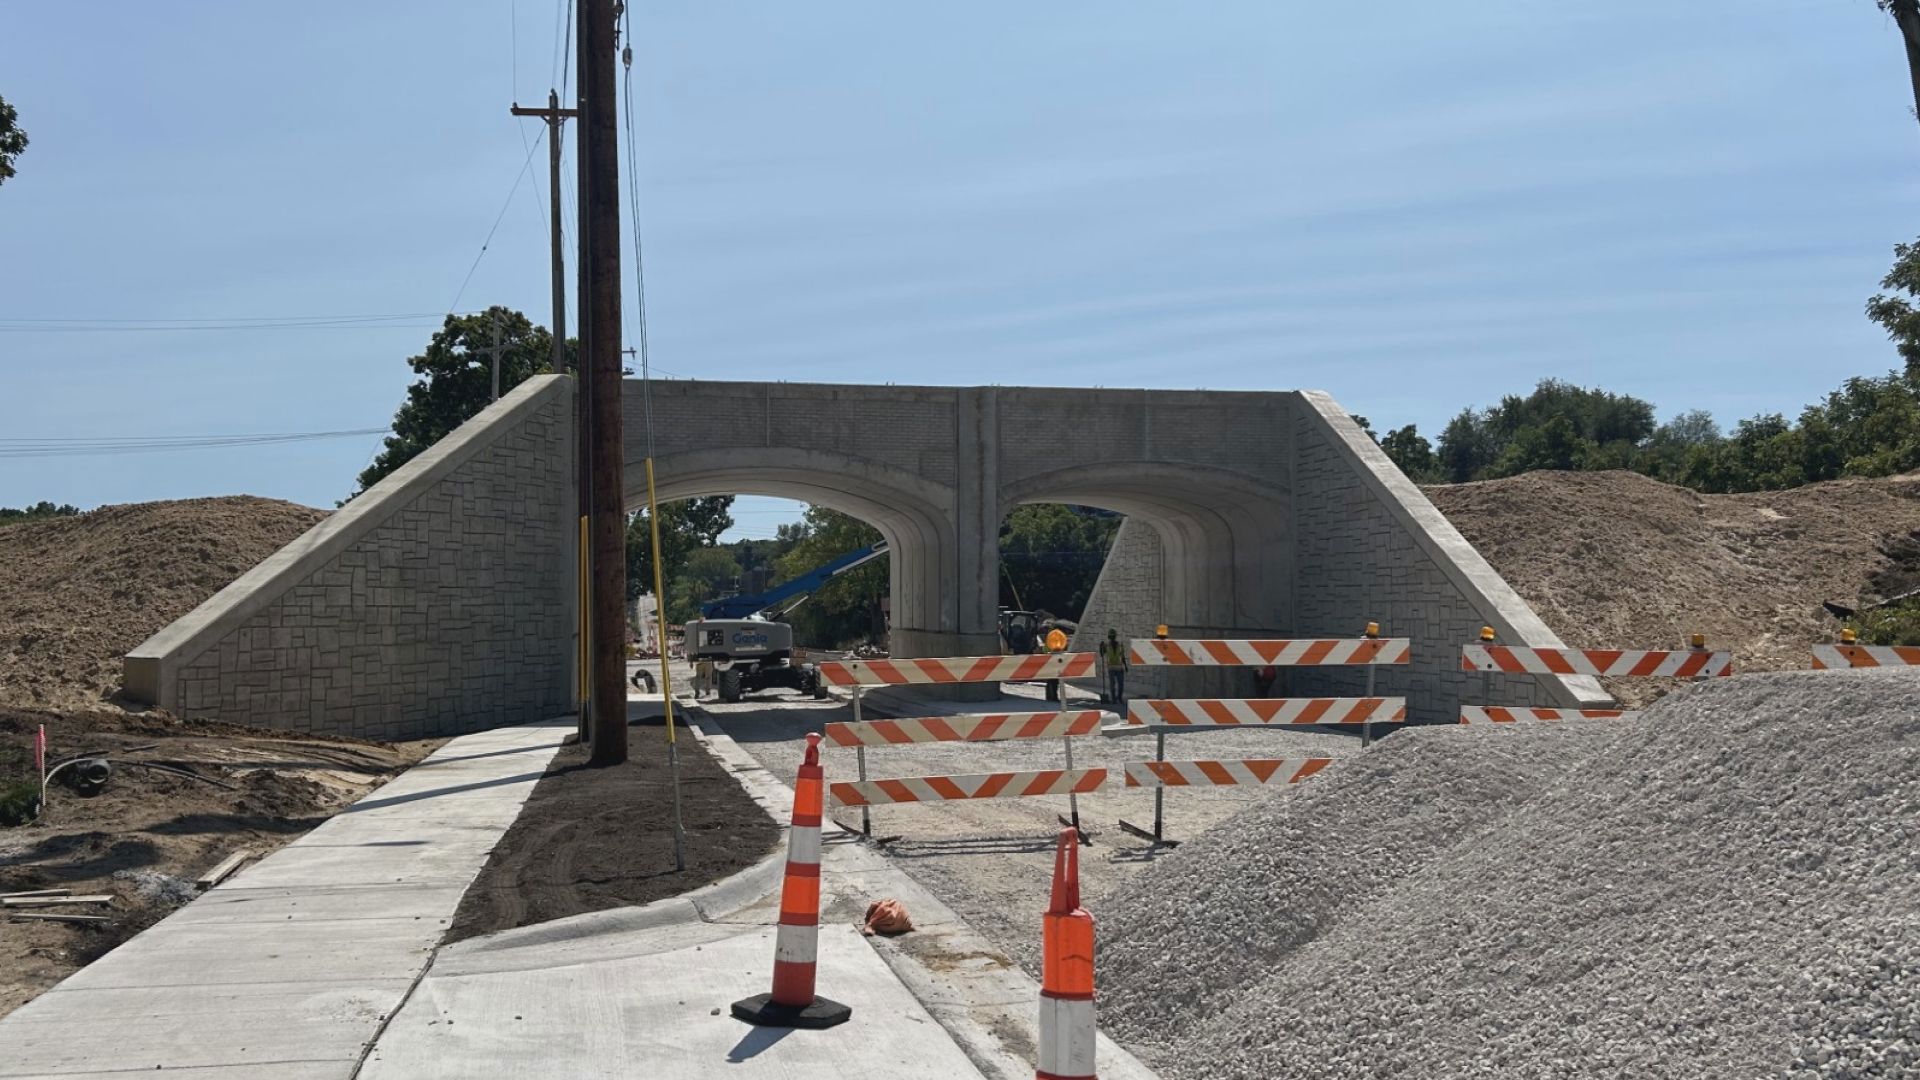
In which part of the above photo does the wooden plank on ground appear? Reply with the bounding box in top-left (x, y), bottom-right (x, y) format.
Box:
top-left (0, 888), bottom-right (71, 900)
top-left (9, 912), bottom-right (110, 923)
top-left (2, 895), bottom-right (114, 907)
top-left (196, 850), bottom-right (251, 889)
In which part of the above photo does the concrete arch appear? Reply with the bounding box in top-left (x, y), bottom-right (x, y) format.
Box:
top-left (1002, 462), bottom-right (1293, 635)
top-left (631, 447), bottom-right (960, 653)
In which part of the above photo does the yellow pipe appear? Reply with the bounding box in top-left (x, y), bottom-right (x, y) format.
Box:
top-left (644, 458), bottom-right (677, 743)
top-left (579, 515), bottom-right (590, 712)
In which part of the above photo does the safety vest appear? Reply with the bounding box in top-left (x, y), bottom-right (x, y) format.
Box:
top-left (1100, 639), bottom-right (1126, 666)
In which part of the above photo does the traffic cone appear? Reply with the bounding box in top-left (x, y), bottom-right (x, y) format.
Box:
top-left (1037, 827), bottom-right (1096, 1080)
top-left (732, 732), bottom-right (852, 1029)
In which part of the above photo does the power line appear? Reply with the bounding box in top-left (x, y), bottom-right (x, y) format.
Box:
top-left (0, 429), bottom-right (389, 459)
top-left (447, 123), bottom-right (549, 315)
top-left (0, 313), bottom-right (458, 333)
top-left (621, 6), bottom-right (666, 460)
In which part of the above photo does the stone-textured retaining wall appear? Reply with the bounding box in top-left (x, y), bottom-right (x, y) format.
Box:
top-left (124, 376), bottom-right (575, 740)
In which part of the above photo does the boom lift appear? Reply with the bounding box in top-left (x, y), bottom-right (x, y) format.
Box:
top-left (684, 541), bottom-right (889, 703)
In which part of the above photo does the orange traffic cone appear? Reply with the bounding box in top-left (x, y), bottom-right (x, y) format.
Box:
top-left (1037, 827), bottom-right (1096, 1079)
top-left (732, 733), bottom-right (852, 1029)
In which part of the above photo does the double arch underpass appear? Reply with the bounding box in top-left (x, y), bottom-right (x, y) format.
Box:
top-left (127, 375), bottom-right (1606, 740)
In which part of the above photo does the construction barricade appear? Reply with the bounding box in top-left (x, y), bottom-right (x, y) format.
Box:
top-left (1457, 628), bottom-right (1730, 724)
top-left (816, 654), bottom-right (1104, 841)
top-left (1812, 628), bottom-right (1920, 669)
top-left (731, 733), bottom-right (851, 1029)
top-left (1115, 627), bottom-right (1405, 843)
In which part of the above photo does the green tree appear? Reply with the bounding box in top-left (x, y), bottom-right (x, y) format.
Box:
top-left (1866, 237), bottom-right (1920, 378)
top-left (356, 308), bottom-right (563, 493)
top-left (0, 95), bottom-right (26, 187)
top-left (1379, 424), bottom-right (1440, 482)
top-left (627, 496), bottom-right (735, 603)
top-left (775, 508), bottom-right (886, 648)
top-left (998, 504), bottom-right (1119, 619)
top-left (666, 546), bottom-right (744, 623)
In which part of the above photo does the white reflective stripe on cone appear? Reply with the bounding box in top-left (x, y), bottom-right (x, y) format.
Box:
top-left (1037, 995), bottom-right (1096, 1079)
top-left (774, 923), bottom-right (817, 965)
top-left (787, 825), bottom-right (822, 866)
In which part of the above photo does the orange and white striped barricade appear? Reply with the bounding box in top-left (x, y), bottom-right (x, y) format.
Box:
top-left (1811, 642), bottom-right (1920, 669)
top-left (1458, 629), bottom-right (1730, 725)
top-left (830, 767), bottom-right (1107, 807)
top-left (732, 733), bottom-right (851, 1029)
top-left (1121, 757), bottom-right (1333, 788)
top-left (1117, 625), bottom-right (1404, 844)
top-left (815, 653), bottom-right (1096, 839)
top-left (1036, 827), bottom-right (1096, 1080)
top-left (1457, 706), bottom-right (1634, 724)
top-left (826, 710), bottom-right (1106, 839)
top-left (1125, 697), bottom-right (1406, 728)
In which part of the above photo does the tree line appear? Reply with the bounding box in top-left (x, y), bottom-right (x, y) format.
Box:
top-left (1366, 240), bottom-right (1920, 494)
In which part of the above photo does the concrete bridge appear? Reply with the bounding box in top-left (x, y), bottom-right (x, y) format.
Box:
top-left (126, 376), bottom-right (1606, 739)
top-left (633, 382), bottom-right (1306, 660)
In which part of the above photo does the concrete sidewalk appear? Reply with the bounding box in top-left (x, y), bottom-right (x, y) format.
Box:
top-left (0, 720), bottom-right (571, 1079)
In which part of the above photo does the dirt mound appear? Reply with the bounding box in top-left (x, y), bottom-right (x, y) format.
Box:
top-left (0, 497), bottom-right (325, 709)
top-left (0, 705), bottom-right (432, 1018)
top-left (1428, 470), bottom-right (1920, 703)
top-left (1100, 669), bottom-right (1920, 1080)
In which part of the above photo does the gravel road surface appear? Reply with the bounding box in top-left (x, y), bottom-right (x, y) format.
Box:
top-left (703, 684), bottom-right (1353, 978)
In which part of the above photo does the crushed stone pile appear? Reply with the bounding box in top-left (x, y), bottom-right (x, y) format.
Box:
top-left (1098, 669), bottom-right (1920, 1080)
top-left (0, 497), bottom-right (324, 708)
top-left (1429, 470), bottom-right (1920, 705)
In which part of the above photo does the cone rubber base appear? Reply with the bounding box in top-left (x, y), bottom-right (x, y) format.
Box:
top-left (730, 992), bottom-right (852, 1029)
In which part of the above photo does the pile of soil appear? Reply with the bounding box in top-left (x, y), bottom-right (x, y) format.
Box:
top-left (0, 706), bottom-right (432, 1017)
top-left (445, 722), bottom-right (780, 943)
top-left (1429, 470), bottom-right (1920, 703)
top-left (0, 497), bottom-right (326, 710)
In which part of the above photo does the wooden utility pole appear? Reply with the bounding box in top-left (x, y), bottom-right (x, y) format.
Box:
top-left (580, 0), bottom-right (627, 766)
top-left (487, 312), bottom-right (503, 401)
top-left (572, 0), bottom-right (594, 745)
top-left (508, 90), bottom-right (578, 375)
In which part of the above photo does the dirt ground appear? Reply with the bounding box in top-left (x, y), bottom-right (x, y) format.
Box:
top-left (703, 683), bottom-right (1352, 978)
top-left (1429, 470), bottom-right (1920, 704)
top-left (0, 706), bottom-right (433, 1017)
top-left (444, 719), bottom-right (780, 943)
top-left (0, 497), bottom-right (325, 710)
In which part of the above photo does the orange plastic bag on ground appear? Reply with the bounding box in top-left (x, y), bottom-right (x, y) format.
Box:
top-left (862, 898), bottom-right (913, 936)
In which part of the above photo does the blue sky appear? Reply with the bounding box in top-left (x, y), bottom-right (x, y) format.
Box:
top-left (1, 1), bottom-right (1916, 542)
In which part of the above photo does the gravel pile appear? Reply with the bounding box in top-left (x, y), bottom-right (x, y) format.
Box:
top-left (1099, 669), bottom-right (1920, 1080)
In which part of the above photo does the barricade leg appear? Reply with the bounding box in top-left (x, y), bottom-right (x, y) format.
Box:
top-left (733, 733), bottom-right (852, 1029)
top-left (853, 687), bottom-right (871, 837)
top-left (1036, 828), bottom-right (1096, 1080)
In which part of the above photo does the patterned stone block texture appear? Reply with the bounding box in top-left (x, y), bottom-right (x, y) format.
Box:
top-left (1068, 517), bottom-right (1172, 699)
top-left (172, 398), bottom-right (573, 741)
top-left (1287, 413), bottom-right (1558, 723)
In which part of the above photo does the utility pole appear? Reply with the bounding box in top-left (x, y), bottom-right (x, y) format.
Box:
top-left (508, 90), bottom-right (578, 375)
top-left (487, 312), bottom-right (504, 401)
top-left (572, 0), bottom-right (594, 746)
top-left (580, 0), bottom-right (627, 766)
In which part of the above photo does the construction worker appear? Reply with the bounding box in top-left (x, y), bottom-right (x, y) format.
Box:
top-left (1044, 623), bottom-right (1069, 702)
top-left (1099, 628), bottom-right (1128, 710)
